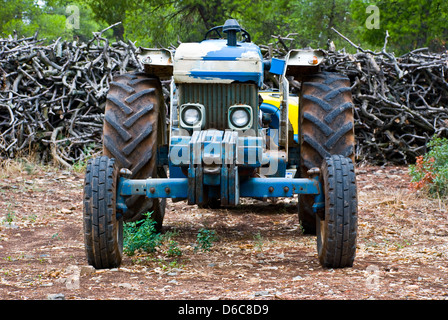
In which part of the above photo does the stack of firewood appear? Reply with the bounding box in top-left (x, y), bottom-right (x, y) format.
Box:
top-left (322, 29), bottom-right (448, 164)
top-left (0, 24), bottom-right (142, 167)
top-left (264, 31), bottom-right (448, 164)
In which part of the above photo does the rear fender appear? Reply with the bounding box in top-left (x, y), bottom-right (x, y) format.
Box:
top-left (285, 49), bottom-right (326, 77)
top-left (136, 47), bottom-right (173, 79)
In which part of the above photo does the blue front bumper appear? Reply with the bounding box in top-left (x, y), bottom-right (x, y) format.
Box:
top-left (116, 129), bottom-right (325, 213)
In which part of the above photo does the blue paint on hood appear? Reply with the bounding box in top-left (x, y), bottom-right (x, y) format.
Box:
top-left (200, 40), bottom-right (263, 61)
top-left (174, 39), bottom-right (264, 87)
top-left (196, 40), bottom-right (264, 86)
top-left (189, 71), bottom-right (263, 85)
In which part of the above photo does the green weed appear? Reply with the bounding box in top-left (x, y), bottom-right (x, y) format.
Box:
top-left (253, 232), bottom-right (264, 252)
top-left (194, 228), bottom-right (218, 252)
top-left (409, 136), bottom-right (448, 198)
top-left (2, 204), bottom-right (15, 225)
top-left (123, 212), bottom-right (162, 256)
top-left (166, 240), bottom-right (182, 257)
top-left (71, 143), bottom-right (96, 173)
top-left (123, 212), bottom-right (183, 259)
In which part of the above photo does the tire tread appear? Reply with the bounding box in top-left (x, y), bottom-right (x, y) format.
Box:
top-left (318, 155), bottom-right (357, 268)
top-left (83, 156), bottom-right (122, 269)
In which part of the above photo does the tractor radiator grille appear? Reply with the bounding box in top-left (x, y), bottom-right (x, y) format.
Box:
top-left (177, 83), bottom-right (258, 130)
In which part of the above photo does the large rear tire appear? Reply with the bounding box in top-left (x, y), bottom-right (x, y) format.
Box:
top-left (102, 72), bottom-right (166, 230)
top-left (83, 156), bottom-right (123, 269)
top-left (317, 155), bottom-right (357, 268)
top-left (298, 71), bottom-right (355, 234)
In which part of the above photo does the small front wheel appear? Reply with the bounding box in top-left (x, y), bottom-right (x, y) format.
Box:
top-left (83, 156), bottom-right (123, 269)
top-left (317, 155), bottom-right (357, 268)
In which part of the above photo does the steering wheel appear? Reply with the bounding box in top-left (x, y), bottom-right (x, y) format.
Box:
top-left (203, 25), bottom-right (252, 43)
top-left (204, 26), bottom-right (223, 40)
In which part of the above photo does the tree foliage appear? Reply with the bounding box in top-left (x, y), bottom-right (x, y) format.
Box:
top-left (351, 0), bottom-right (448, 54)
top-left (0, 0), bottom-right (106, 42)
top-left (1, 0), bottom-right (447, 53)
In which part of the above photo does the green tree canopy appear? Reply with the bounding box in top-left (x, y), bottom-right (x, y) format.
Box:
top-left (351, 0), bottom-right (448, 54)
top-left (1, 0), bottom-right (447, 54)
top-left (0, 0), bottom-right (106, 42)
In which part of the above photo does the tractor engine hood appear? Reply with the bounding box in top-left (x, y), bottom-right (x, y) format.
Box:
top-left (173, 40), bottom-right (264, 87)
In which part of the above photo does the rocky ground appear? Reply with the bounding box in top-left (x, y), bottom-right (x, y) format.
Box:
top-left (0, 160), bottom-right (447, 300)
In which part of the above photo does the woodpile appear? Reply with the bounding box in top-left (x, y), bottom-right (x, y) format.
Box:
top-left (1, 26), bottom-right (447, 166)
top-left (323, 29), bottom-right (448, 164)
top-left (0, 23), bottom-right (142, 167)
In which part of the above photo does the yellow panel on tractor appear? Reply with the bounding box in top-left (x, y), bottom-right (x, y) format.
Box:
top-left (259, 91), bottom-right (299, 136)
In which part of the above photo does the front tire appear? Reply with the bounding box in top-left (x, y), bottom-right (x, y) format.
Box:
top-left (83, 156), bottom-right (123, 269)
top-left (317, 155), bottom-right (357, 268)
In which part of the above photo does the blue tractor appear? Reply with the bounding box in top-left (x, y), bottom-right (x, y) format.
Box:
top-left (83, 20), bottom-right (358, 269)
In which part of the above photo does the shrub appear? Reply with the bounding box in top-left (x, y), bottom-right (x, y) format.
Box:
top-left (123, 212), bottom-right (163, 256)
top-left (166, 240), bottom-right (182, 257)
top-left (123, 212), bottom-right (183, 259)
top-left (409, 137), bottom-right (448, 198)
top-left (194, 228), bottom-right (218, 252)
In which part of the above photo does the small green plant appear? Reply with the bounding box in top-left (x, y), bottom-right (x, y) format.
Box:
top-left (72, 159), bottom-right (88, 173)
top-left (123, 212), bottom-right (163, 256)
top-left (4, 212), bottom-right (15, 224)
top-left (72, 143), bottom-right (96, 173)
top-left (166, 240), bottom-right (182, 257)
top-left (3, 204), bottom-right (15, 225)
top-left (253, 232), bottom-right (264, 252)
top-left (194, 228), bottom-right (218, 252)
top-left (51, 233), bottom-right (61, 240)
top-left (409, 136), bottom-right (448, 198)
top-left (158, 259), bottom-right (184, 271)
top-left (123, 213), bottom-right (184, 261)
top-left (23, 161), bottom-right (35, 175)
top-left (25, 214), bottom-right (37, 223)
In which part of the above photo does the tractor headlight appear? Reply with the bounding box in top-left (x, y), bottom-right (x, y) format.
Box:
top-left (183, 107), bottom-right (201, 125)
top-left (179, 103), bottom-right (205, 129)
top-left (231, 109), bottom-right (249, 127)
top-left (228, 105), bottom-right (253, 130)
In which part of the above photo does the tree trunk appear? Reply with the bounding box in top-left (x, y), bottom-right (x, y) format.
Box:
top-left (112, 22), bottom-right (125, 41)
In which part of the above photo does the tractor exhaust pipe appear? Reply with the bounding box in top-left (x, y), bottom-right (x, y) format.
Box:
top-left (223, 19), bottom-right (241, 46)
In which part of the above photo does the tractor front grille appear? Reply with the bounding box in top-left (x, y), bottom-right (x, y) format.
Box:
top-left (177, 83), bottom-right (258, 130)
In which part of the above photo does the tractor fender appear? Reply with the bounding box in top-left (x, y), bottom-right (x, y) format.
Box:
top-left (285, 49), bottom-right (326, 78)
top-left (136, 47), bottom-right (173, 79)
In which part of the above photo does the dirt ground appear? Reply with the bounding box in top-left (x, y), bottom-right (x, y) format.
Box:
top-left (0, 161), bottom-right (447, 301)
